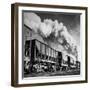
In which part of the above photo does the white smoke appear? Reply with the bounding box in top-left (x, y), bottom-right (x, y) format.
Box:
top-left (24, 12), bottom-right (78, 56)
top-left (40, 22), bottom-right (52, 37)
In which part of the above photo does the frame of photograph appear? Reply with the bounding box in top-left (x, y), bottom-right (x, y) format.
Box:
top-left (11, 3), bottom-right (88, 87)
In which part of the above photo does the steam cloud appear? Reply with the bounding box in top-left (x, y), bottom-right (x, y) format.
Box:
top-left (24, 12), bottom-right (78, 56)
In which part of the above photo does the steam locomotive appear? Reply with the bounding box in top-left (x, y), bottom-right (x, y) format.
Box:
top-left (24, 39), bottom-right (80, 74)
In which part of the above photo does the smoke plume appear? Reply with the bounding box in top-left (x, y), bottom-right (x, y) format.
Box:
top-left (24, 12), bottom-right (78, 56)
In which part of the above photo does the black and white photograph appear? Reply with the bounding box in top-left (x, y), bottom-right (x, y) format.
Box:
top-left (23, 11), bottom-right (81, 77)
top-left (11, 3), bottom-right (87, 87)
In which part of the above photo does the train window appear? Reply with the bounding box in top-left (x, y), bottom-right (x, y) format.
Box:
top-left (56, 51), bottom-right (58, 58)
top-left (42, 44), bottom-right (45, 55)
top-left (53, 50), bottom-right (55, 58)
top-left (49, 48), bottom-right (51, 57)
top-left (50, 49), bottom-right (53, 57)
top-left (53, 50), bottom-right (56, 58)
top-left (46, 46), bottom-right (49, 56)
top-left (35, 41), bottom-right (41, 59)
top-left (36, 40), bottom-right (40, 52)
top-left (48, 56), bottom-right (50, 60)
top-left (55, 51), bottom-right (56, 58)
top-left (52, 57), bottom-right (54, 61)
top-left (52, 49), bottom-right (54, 57)
top-left (53, 57), bottom-right (55, 61)
top-left (49, 56), bottom-right (51, 60)
top-left (25, 40), bottom-right (31, 56)
top-left (46, 55), bottom-right (48, 59)
top-left (51, 49), bottom-right (53, 57)
top-left (40, 43), bottom-right (42, 54)
top-left (58, 52), bottom-right (62, 58)
top-left (48, 48), bottom-right (51, 57)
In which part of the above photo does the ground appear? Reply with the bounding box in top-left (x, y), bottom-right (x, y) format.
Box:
top-left (24, 69), bottom-right (80, 77)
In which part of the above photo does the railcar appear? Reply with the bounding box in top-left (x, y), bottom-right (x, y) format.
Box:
top-left (24, 39), bottom-right (79, 74)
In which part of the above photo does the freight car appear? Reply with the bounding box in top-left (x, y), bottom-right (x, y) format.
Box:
top-left (24, 39), bottom-right (80, 74)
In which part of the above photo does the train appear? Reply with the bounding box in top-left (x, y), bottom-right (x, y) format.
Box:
top-left (24, 39), bottom-right (80, 74)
